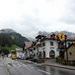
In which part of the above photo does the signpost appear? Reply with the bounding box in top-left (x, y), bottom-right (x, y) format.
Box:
top-left (56, 33), bottom-right (68, 64)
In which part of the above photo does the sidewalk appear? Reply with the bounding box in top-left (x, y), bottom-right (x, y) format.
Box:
top-left (40, 59), bottom-right (75, 70)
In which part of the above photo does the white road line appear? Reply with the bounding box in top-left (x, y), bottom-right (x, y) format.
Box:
top-left (38, 69), bottom-right (51, 75)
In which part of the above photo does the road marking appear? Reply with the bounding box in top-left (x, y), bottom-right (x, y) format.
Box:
top-left (38, 69), bottom-right (51, 75)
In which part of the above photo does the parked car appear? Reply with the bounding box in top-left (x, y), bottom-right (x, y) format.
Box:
top-left (18, 52), bottom-right (26, 60)
top-left (11, 50), bottom-right (17, 60)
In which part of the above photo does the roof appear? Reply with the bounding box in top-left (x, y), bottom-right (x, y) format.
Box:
top-left (67, 43), bottom-right (75, 50)
top-left (62, 43), bottom-right (75, 53)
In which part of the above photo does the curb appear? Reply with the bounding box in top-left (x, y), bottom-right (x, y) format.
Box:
top-left (21, 60), bottom-right (75, 71)
top-left (41, 63), bottom-right (75, 70)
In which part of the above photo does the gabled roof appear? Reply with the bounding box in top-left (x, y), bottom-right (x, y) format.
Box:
top-left (64, 43), bottom-right (75, 52)
top-left (67, 43), bottom-right (73, 49)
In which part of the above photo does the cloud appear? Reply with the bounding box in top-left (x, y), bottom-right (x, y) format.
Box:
top-left (0, 0), bottom-right (75, 38)
top-left (60, 0), bottom-right (75, 24)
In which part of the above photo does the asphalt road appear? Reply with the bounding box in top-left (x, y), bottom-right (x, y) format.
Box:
top-left (0, 58), bottom-right (10, 75)
top-left (0, 58), bottom-right (75, 75)
top-left (37, 65), bottom-right (75, 75)
top-left (19, 60), bottom-right (75, 75)
top-left (0, 58), bottom-right (50, 75)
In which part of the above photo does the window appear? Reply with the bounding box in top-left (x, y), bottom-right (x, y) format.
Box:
top-left (69, 52), bottom-right (72, 56)
top-left (50, 41), bottom-right (54, 46)
top-left (42, 42), bottom-right (45, 46)
top-left (34, 48), bottom-right (35, 50)
top-left (68, 43), bottom-right (71, 46)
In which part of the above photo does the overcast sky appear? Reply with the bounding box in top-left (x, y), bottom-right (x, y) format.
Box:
top-left (0, 0), bottom-right (75, 38)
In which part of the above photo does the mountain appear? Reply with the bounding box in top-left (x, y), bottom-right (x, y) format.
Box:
top-left (27, 37), bottom-right (36, 41)
top-left (0, 29), bottom-right (29, 47)
top-left (0, 29), bottom-right (16, 33)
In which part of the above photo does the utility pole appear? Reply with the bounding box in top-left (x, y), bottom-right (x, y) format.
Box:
top-left (65, 35), bottom-right (68, 64)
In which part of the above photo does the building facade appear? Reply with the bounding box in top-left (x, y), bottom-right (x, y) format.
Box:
top-left (36, 39), bottom-right (59, 58)
top-left (33, 34), bottom-right (59, 59)
top-left (25, 34), bottom-right (75, 60)
top-left (64, 43), bottom-right (75, 65)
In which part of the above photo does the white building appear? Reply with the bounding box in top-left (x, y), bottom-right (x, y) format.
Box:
top-left (24, 41), bottom-right (34, 58)
top-left (15, 48), bottom-right (23, 58)
top-left (34, 38), bottom-right (59, 59)
top-left (25, 34), bottom-right (75, 59)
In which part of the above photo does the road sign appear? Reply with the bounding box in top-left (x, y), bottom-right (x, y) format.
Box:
top-left (57, 33), bottom-right (66, 41)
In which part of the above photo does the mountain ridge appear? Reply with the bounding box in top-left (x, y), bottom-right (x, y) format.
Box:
top-left (0, 29), bottom-right (29, 47)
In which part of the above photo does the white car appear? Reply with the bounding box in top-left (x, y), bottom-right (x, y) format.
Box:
top-left (18, 52), bottom-right (25, 59)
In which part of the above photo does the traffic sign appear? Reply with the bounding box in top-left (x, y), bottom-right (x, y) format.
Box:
top-left (56, 33), bottom-right (67, 41)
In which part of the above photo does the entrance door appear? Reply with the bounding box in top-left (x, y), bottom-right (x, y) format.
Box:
top-left (43, 51), bottom-right (46, 58)
top-left (49, 50), bottom-right (55, 58)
